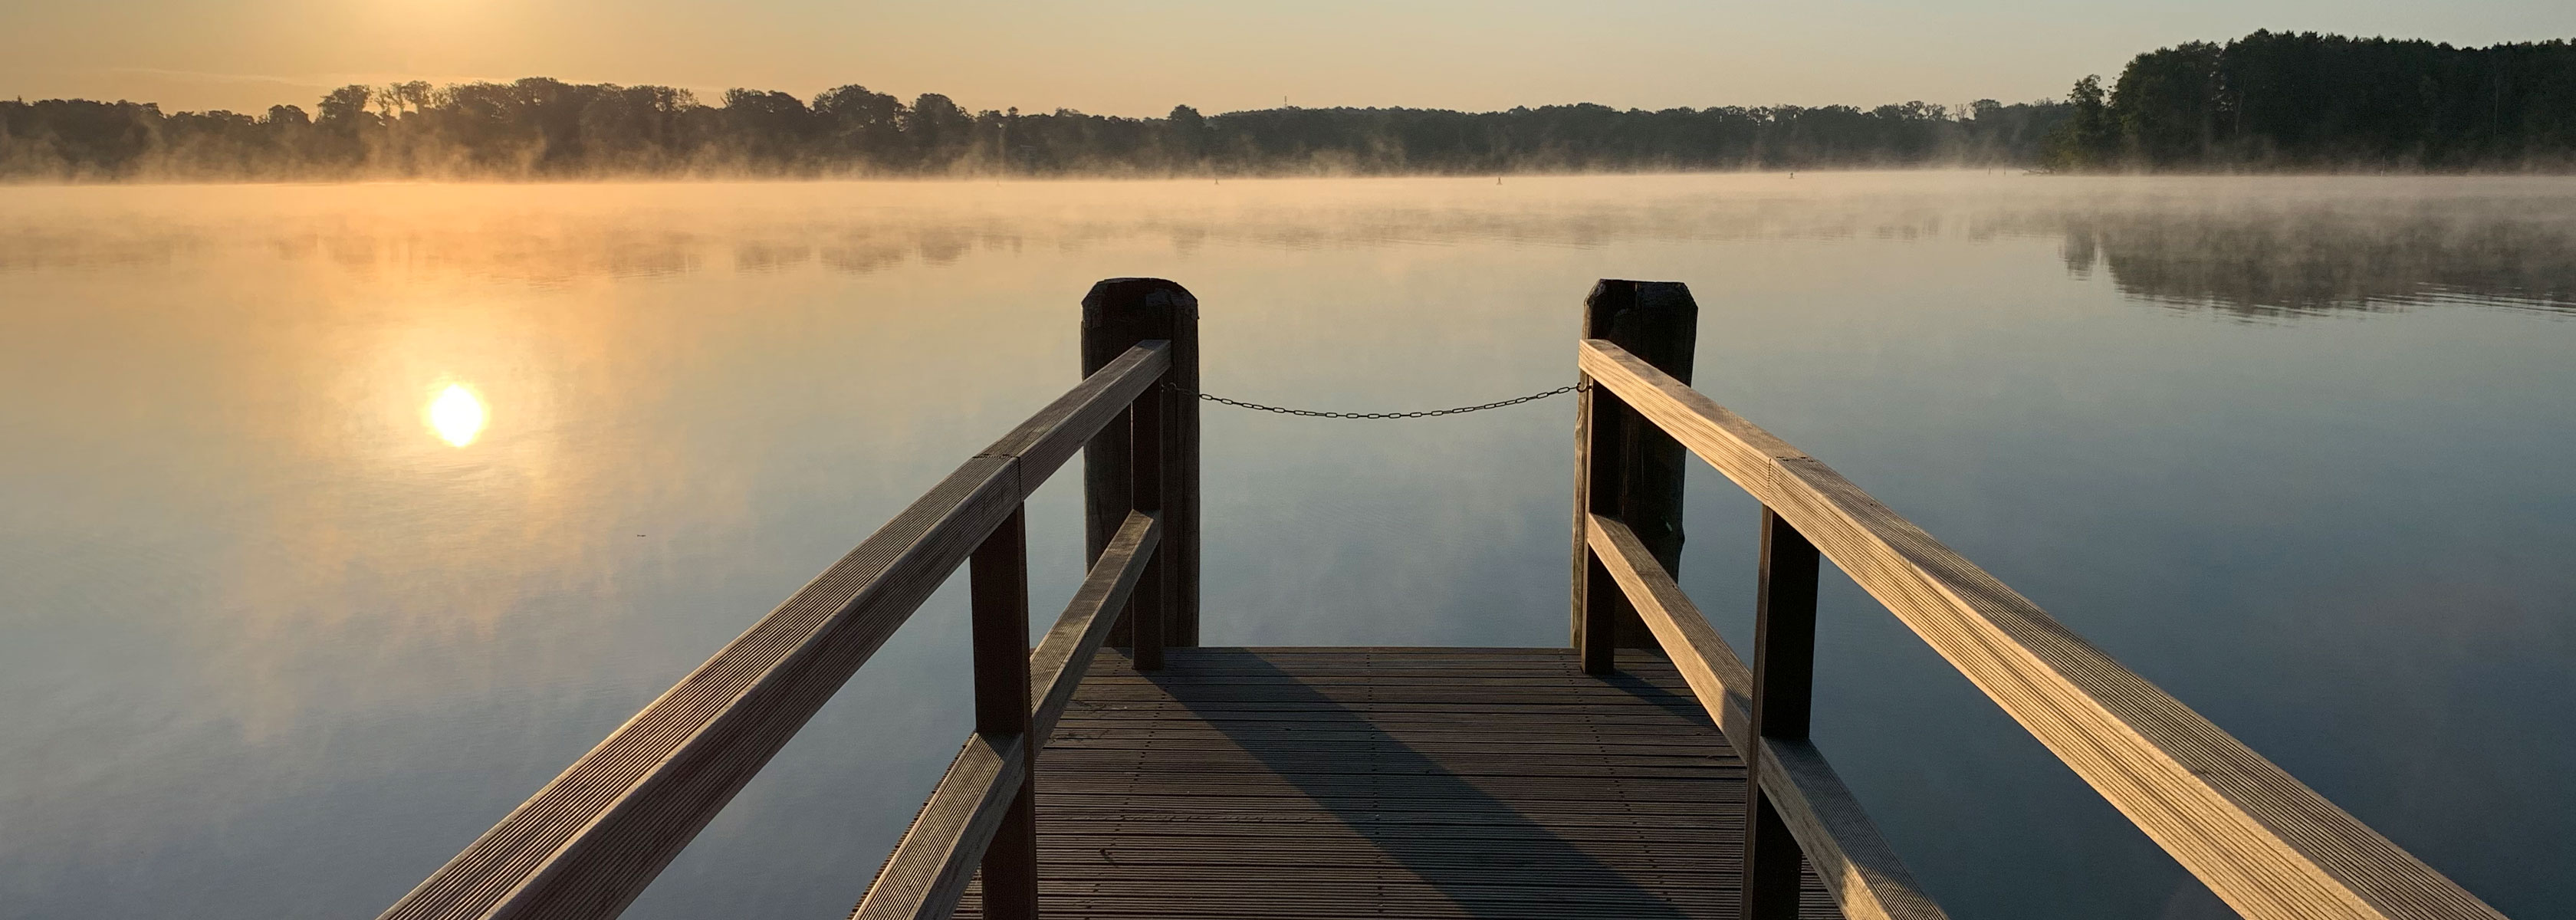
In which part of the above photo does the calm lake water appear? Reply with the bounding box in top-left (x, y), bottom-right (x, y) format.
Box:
top-left (3, 173), bottom-right (2571, 919)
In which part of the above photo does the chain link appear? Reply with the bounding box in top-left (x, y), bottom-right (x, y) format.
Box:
top-left (1169, 380), bottom-right (1588, 419)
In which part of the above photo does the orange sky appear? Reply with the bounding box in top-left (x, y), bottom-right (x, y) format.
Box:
top-left (5, 0), bottom-right (2571, 116)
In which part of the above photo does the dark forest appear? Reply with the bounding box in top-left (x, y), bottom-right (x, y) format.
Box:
top-left (0, 87), bottom-right (2065, 179)
top-left (3, 30), bottom-right (2571, 180)
top-left (2049, 31), bottom-right (2576, 169)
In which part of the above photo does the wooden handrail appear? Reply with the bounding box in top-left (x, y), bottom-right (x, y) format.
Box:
top-left (1031, 512), bottom-right (1162, 739)
top-left (977, 339), bottom-right (1171, 484)
top-left (853, 511), bottom-right (1162, 920)
top-left (378, 342), bottom-right (1171, 920)
top-left (1579, 338), bottom-right (2508, 920)
top-left (1588, 514), bottom-right (1947, 920)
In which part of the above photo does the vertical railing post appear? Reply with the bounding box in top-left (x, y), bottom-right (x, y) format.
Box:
top-left (1083, 278), bottom-right (1200, 649)
top-left (1573, 380), bottom-right (1628, 675)
top-left (1741, 507), bottom-right (1821, 920)
top-left (1571, 280), bottom-right (1698, 673)
top-left (1129, 363), bottom-right (1168, 671)
top-left (969, 508), bottom-right (1038, 920)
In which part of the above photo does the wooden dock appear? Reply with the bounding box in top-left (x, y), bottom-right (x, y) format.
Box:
top-left (377, 278), bottom-right (2512, 920)
top-left (951, 648), bottom-right (1839, 920)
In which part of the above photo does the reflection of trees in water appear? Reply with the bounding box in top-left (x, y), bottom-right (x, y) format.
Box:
top-left (7, 182), bottom-right (2575, 320)
top-left (2059, 205), bottom-right (2576, 318)
top-left (0, 190), bottom-right (2002, 281)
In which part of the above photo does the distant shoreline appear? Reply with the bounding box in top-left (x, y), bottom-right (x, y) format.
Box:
top-left (0, 92), bottom-right (2067, 183)
top-left (8, 29), bottom-right (2571, 183)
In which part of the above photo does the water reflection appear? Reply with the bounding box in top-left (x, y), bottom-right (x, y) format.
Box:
top-left (5, 176), bottom-right (2572, 318)
top-left (0, 173), bottom-right (2569, 920)
top-left (429, 384), bottom-right (486, 446)
top-left (2059, 202), bottom-right (2576, 318)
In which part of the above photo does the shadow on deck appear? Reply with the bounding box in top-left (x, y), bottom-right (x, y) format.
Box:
top-left (953, 647), bottom-right (1839, 919)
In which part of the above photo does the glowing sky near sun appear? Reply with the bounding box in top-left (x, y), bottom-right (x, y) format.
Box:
top-left (5, 0), bottom-right (2571, 119)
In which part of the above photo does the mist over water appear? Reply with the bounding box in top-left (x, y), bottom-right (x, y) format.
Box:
top-left (11, 173), bottom-right (2572, 312)
top-left (1, 172), bottom-right (2570, 919)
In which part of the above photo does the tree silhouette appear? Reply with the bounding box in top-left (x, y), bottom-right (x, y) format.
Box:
top-left (12, 31), bottom-right (2564, 181)
top-left (2046, 31), bottom-right (2576, 170)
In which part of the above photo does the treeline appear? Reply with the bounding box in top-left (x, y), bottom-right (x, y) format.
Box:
top-left (2049, 31), bottom-right (2576, 169)
top-left (0, 79), bottom-right (2068, 180)
top-left (19, 29), bottom-right (2566, 179)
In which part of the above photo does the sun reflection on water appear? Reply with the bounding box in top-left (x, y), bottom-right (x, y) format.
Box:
top-left (428, 383), bottom-right (487, 446)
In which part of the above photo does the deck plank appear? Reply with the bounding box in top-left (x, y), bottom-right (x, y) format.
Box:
top-left (945, 647), bottom-right (1842, 920)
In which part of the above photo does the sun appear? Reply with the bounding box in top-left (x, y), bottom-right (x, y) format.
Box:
top-left (429, 383), bottom-right (488, 446)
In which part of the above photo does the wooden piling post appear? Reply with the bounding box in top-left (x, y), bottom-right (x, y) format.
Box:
top-left (1572, 280), bottom-right (1697, 671)
top-left (1083, 278), bottom-right (1200, 649)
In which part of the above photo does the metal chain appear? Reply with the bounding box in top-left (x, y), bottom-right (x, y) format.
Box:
top-left (1169, 380), bottom-right (1587, 419)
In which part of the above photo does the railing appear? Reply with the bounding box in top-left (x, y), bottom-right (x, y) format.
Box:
top-left (377, 278), bottom-right (1199, 920)
top-left (1570, 280), bottom-right (2509, 920)
top-left (383, 273), bottom-right (2508, 920)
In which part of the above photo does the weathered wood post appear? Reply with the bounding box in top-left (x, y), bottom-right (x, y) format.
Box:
top-left (1128, 362), bottom-right (1168, 671)
top-left (1572, 280), bottom-right (1697, 672)
top-left (1742, 508), bottom-right (1822, 920)
top-left (968, 508), bottom-right (1039, 919)
top-left (1083, 278), bottom-right (1200, 650)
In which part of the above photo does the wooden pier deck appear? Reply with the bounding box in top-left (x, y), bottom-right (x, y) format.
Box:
top-left (380, 278), bottom-right (2511, 920)
top-left (954, 648), bottom-right (1839, 920)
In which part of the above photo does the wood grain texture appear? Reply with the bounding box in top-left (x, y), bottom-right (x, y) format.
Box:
top-left (380, 458), bottom-right (1022, 920)
top-left (1572, 306), bottom-right (1622, 672)
top-left (972, 510), bottom-right (1034, 739)
top-left (1745, 507), bottom-right (1822, 920)
top-left (385, 337), bottom-right (1175, 920)
top-left (1083, 278), bottom-right (1198, 647)
top-left (1571, 279), bottom-right (1699, 657)
top-left (853, 732), bottom-right (1033, 920)
top-left (1127, 376), bottom-right (1167, 672)
top-left (855, 511), bottom-right (1162, 920)
top-left (1589, 514), bottom-right (1946, 920)
top-left (967, 510), bottom-right (1037, 920)
top-left (1030, 511), bottom-right (1161, 739)
top-left (1579, 339), bottom-right (2509, 920)
top-left (947, 648), bottom-right (1845, 920)
top-left (977, 340), bottom-right (1169, 489)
